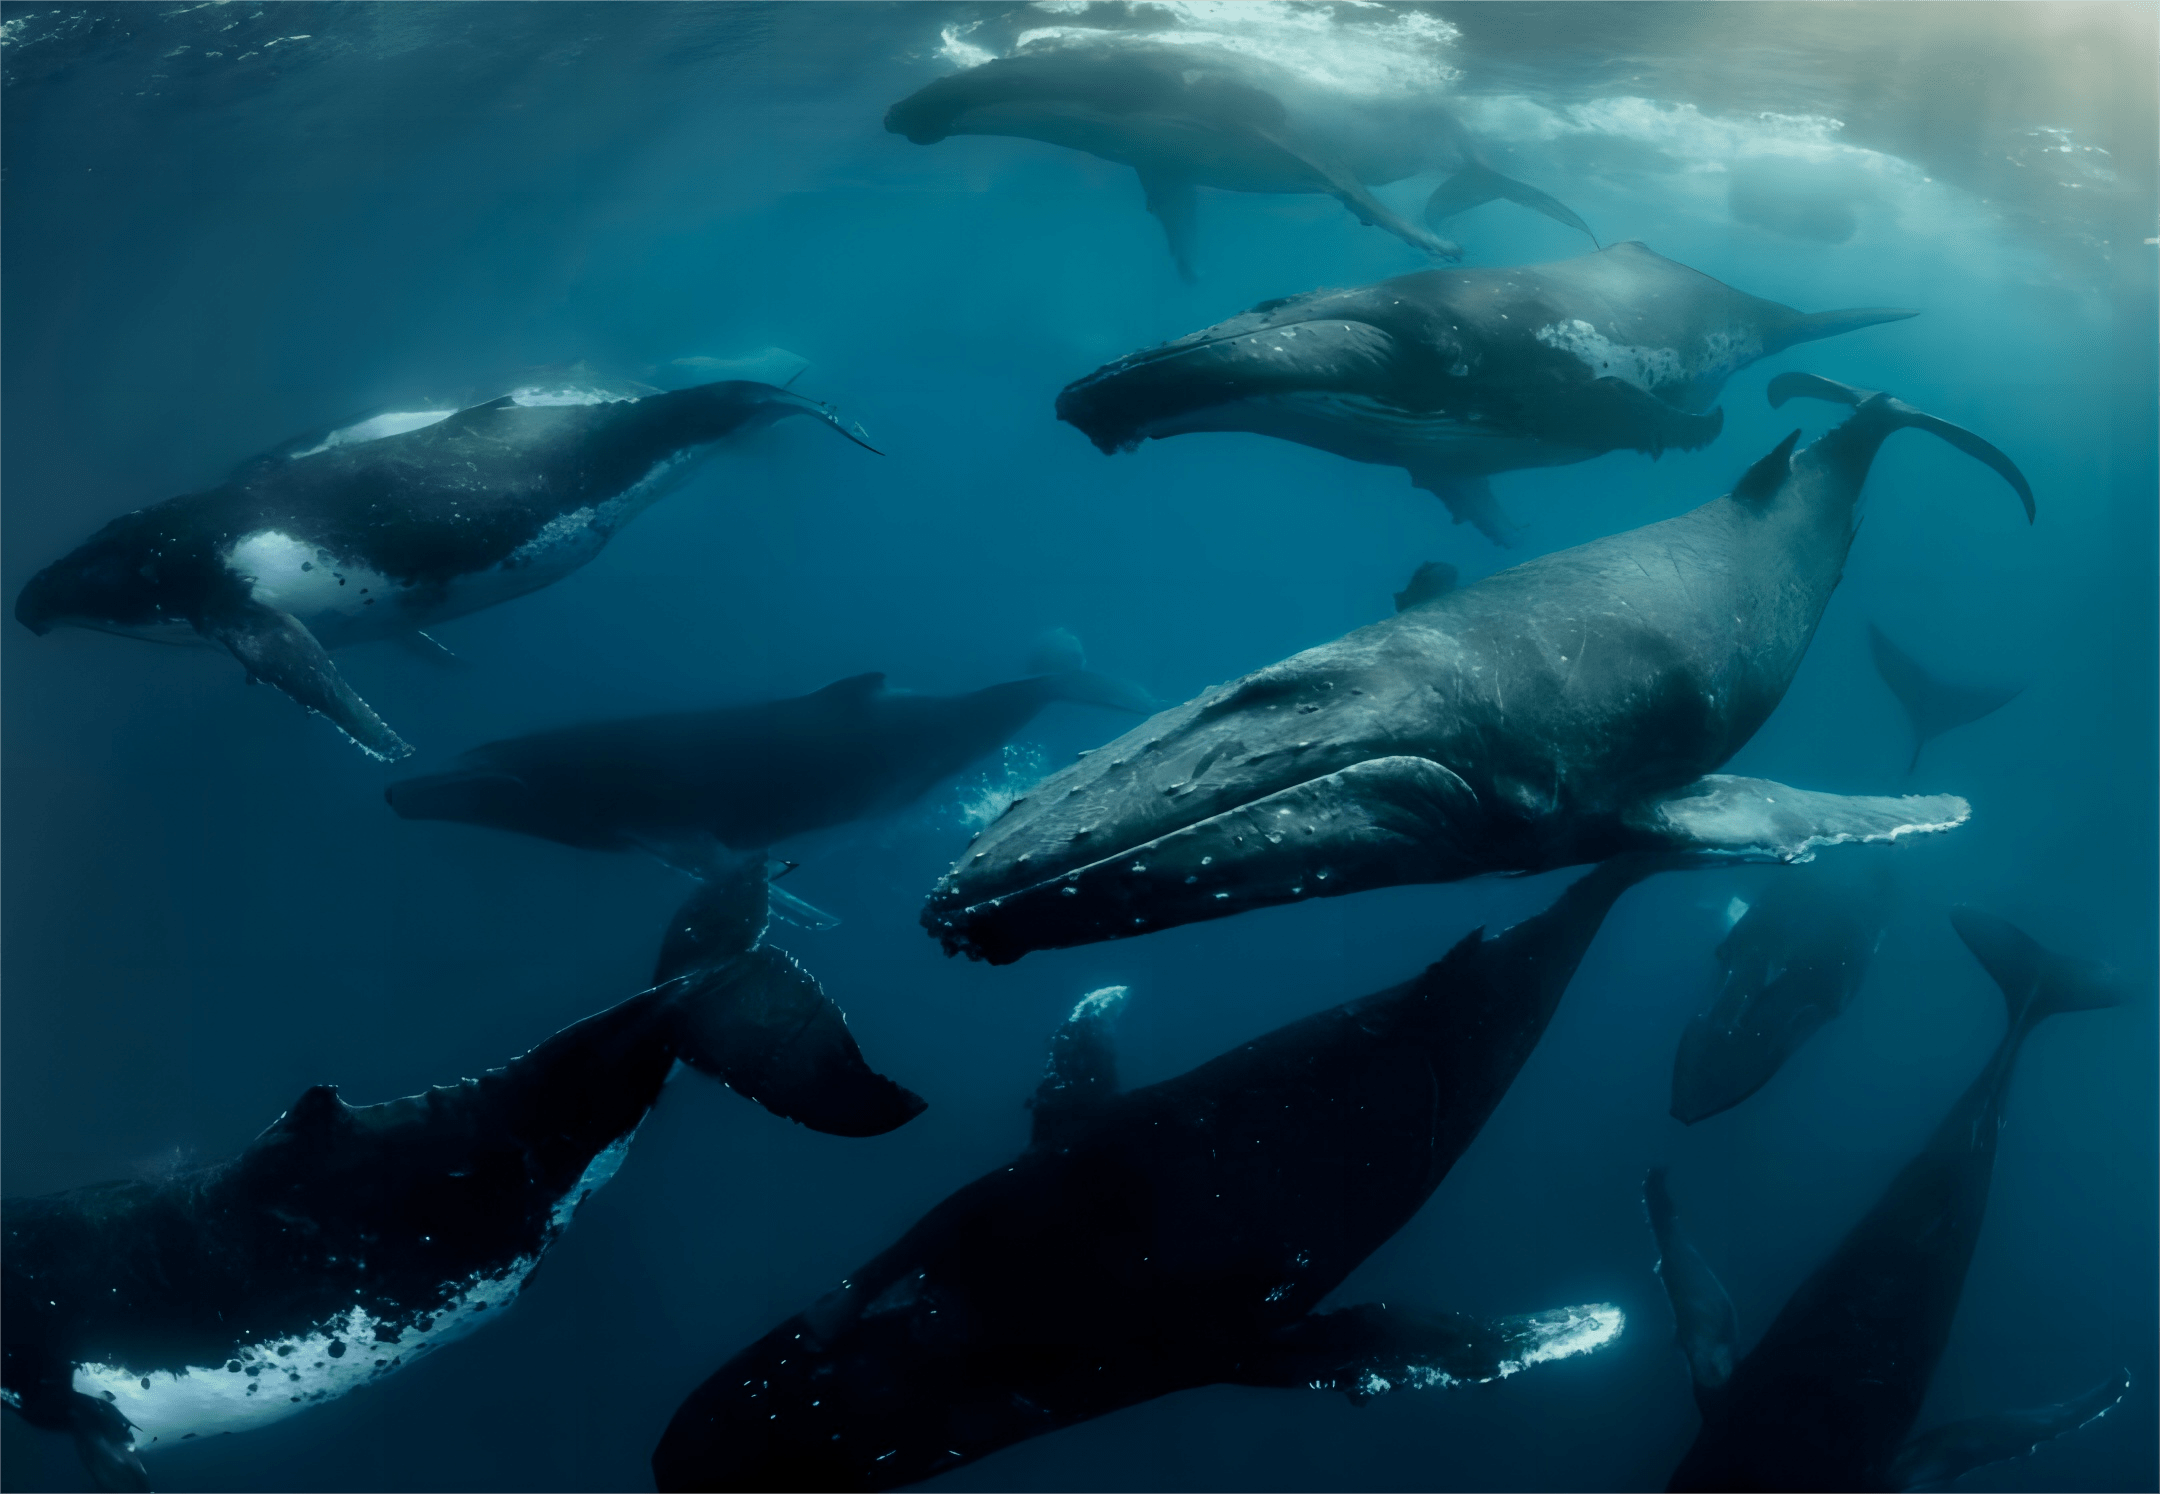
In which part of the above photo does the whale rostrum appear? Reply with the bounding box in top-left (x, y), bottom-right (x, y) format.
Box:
top-left (14, 377), bottom-right (877, 761)
top-left (1058, 242), bottom-right (1916, 541)
top-left (925, 377), bottom-right (2030, 965)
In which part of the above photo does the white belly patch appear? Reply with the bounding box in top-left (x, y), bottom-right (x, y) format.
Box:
top-left (70, 1124), bottom-right (643, 1446)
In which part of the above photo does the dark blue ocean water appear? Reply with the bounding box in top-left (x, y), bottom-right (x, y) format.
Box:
top-left (3, 5), bottom-right (2154, 1490)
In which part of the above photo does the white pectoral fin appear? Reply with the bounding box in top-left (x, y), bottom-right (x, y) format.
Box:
top-left (201, 601), bottom-right (413, 761)
top-left (1629, 775), bottom-right (1968, 861)
top-left (1886, 1369), bottom-right (2130, 1491)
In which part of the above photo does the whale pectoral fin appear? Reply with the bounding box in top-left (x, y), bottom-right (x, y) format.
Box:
top-left (671, 944), bottom-right (925, 1137)
top-left (66, 1391), bottom-right (149, 1493)
top-left (1407, 467), bottom-right (1519, 545)
top-left (1136, 166), bottom-right (1200, 283)
top-left (1628, 775), bottom-right (1970, 861)
top-left (1424, 161), bottom-right (1599, 247)
top-left (1885, 1369), bottom-right (2130, 1491)
top-left (1228, 1301), bottom-right (1624, 1399)
top-left (201, 600), bottom-right (413, 761)
top-left (1028, 984), bottom-right (1127, 1149)
top-left (1317, 166), bottom-right (1463, 261)
top-left (1563, 377), bottom-right (1726, 457)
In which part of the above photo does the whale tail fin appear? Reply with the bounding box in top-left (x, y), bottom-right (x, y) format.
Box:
top-left (1424, 160), bottom-right (1599, 248)
top-left (1767, 373), bottom-right (2035, 521)
top-left (1950, 907), bottom-right (2127, 1032)
top-left (1644, 1168), bottom-right (1741, 1402)
top-left (661, 860), bottom-right (925, 1137)
top-left (1867, 625), bottom-right (2022, 773)
top-left (1768, 306), bottom-right (1918, 353)
top-left (1885, 1368), bottom-right (2131, 1492)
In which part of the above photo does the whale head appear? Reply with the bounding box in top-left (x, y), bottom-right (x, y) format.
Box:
top-left (1056, 283), bottom-right (1436, 456)
top-left (15, 519), bottom-right (196, 641)
top-left (920, 617), bottom-right (1501, 964)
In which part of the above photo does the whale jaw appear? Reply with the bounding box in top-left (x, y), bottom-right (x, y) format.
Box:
top-left (925, 754), bottom-right (1488, 963)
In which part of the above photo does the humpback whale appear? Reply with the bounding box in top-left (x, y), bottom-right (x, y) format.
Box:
top-left (925, 376), bottom-right (2028, 965)
top-left (1868, 623), bottom-right (2023, 772)
top-left (1648, 909), bottom-right (2130, 1492)
top-left (0, 861), bottom-right (920, 1492)
top-left (386, 641), bottom-right (1154, 877)
top-left (1670, 854), bottom-right (1893, 1124)
top-left (14, 378), bottom-right (876, 761)
top-left (654, 855), bottom-right (1674, 1492)
top-left (885, 43), bottom-right (1592, 281)
top-left (1057, 242), bottom-right (1915, 541)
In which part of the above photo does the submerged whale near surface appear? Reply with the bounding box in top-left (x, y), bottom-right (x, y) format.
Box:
top-left (886, 41), bottom-right (1595, 281)
top-left (13, 378), bottom-right (876, 761)
top-left (655, 853), bottom-right (1681, 1492)
top-left (1650, 910), bottom-right (2130, 1492)
top-left (0, 859), bottom-right (920, 1493)
top-left (1057, 241), bottom-right (1915, 541)
top-left (926, 375), bottom-right (2033, 965)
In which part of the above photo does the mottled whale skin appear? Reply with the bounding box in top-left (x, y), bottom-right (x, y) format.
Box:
top-left (1649, 910), bottom-right (2130, 1492)
top-left (1671, 854), bottom-right (1893, 1124)
top-left (885, 42), bottom-right (1592, 281)
top-left (386, 657), bottom-right (1154, 873)
top-left (14, 379), bottom-right (875, 761)
top-left (926, 376), bottom-right (2028, 965)
top-left (1057, 242), bottom-right (1915, 540)
top-left (654, 856), bottom-right (1671, 1493)
top-left (0, 861), bottom-right (920, 1492)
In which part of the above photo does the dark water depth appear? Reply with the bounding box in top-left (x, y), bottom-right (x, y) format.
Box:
top-left (3, 4), bottom-right (2154, 1491)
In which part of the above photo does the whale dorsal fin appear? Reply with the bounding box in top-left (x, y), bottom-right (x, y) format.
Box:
top-left (1884, 1369), bottom-right (2130, 1491)
top-left (1028, 985), bottom-right (1127, 1149)
top-left (1394, 560), bottom-right (1460, 612)
top-left (814, 672), bottom-right (886, 700)
top-left (1733, 430), bottom-right (1802, 504)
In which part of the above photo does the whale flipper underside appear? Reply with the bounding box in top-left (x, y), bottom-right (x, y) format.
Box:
top-left (660, 864), bottom-right (925, 1138)
top-left (1424, 159), bottom-right (1598, 248)
top-left (64, 1393), bottom-right (149, 1493)
top-left (202, 598), bottom-right (413, 761)
top-left (1884, 1369), bottom-right (2131, 1491)
top-left (1629, 775), bottom-right (1970, 861)
top-left (1224, 1300), bottom-right (1625, 1401)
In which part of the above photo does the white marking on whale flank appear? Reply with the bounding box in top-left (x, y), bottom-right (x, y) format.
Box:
top-left (224, 531), bottom-right (399, 624)
top-left (72, 1119), bottom-right (648, 1447)
top-left (287, 410), bottom-right (455, 460)
top-left (1533, 319), bottom-right (1763, 396)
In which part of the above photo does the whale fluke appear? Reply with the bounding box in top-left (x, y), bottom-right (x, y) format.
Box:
top-left (1424, 159), bottom-right (1598, 248)
top-left (658, 860), bottom-right (926, 1138)
top-left (1949, 906), bottom-right (2127, 1029)
top-left (1767, 373), bottom-right (2034, 521)
top-left (1884, 1368), bottom-right (2131, 1491)
top-left (1868, 625), bottom-right (2022, 772)
top-left (1644, 1168), bottom-right (1739, 1398)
